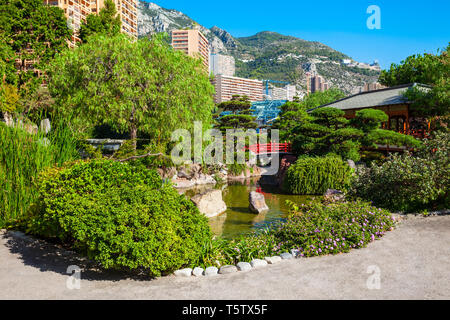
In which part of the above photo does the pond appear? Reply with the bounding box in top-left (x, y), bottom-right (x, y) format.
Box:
top-left (180, 177), bottom-right (315, 239)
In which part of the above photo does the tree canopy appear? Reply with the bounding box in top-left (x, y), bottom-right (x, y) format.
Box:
top-left (215, 95), bottom-right (258, 132)
top-left (289, 107), bottom-right (420, 161)
top-left (273, 89), bottom-right (346, 141)
top-left (379, 44), bottom-right (450, 120)
top-left (79, 0), bottom-right (122, 43)
top-left (0, 0), bottom-right (71, 96)
top-left (48, 33), bottom-right (215, 151)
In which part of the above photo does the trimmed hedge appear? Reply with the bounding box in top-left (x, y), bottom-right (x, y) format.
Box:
top-left (283, 156), bottom-right (353, 195)
top-left (23, 159), bottom-right (212, 277)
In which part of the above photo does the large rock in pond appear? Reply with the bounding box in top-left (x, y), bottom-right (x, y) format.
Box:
top-left (249, 191), bottom-right (269, 214)
top-left (191, 189), bottom-right (227, 218)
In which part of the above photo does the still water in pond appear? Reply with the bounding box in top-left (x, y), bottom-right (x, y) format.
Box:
top-left (181, 178), bottom-right (315, 239)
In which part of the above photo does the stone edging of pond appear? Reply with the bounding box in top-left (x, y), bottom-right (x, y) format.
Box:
top-left (173, 250), bottom-right (300, 278)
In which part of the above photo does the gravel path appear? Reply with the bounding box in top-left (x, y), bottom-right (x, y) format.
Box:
top-left (1, 215), bottom-right (449, 300)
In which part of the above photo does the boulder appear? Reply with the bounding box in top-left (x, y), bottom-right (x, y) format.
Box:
top-left (276, 155), bottom-right (298, 187)
top-left (191, 189), bottom-right (227, 218)
top-left (250, 259), bottom-right (268, 268)
top-left (24, 123), bottom-right (38, 135)
top-left (280, 252), bottom-right (293, 260)
top-left (249, 191), bottom-right (269, 214)
top-left (265, 256), bottom-right (282, 264)
top-left (174, 268), bottom-right (192, 277)
top-left (251, 165), bottom-right (262, 176)
top-left (291, 249), bottom-right (301, 258)
top-left (177, 169), bottom-right (191, 179)
top-left (173, 179), bottom-right (196, 189)
top-left (347, 159), bottom-right (357, 170)
top-left (192, 267), bottom-right (204, 277)
top-left (203, 266), bottom-right (219, 276)
top-left (236, 262), bottom-right (252, 272)
top-left (3, 112), bottom-right (13, 127)
top-left (191, 163), bottom-right (202, 174)
top-left (324, 189), bottom-right (345, 203)
top-left (157, 167), bottom-right (177, 180)
top-left (196, 174), bottom-right (216, 185)
top-left (219, 265), bottom-right (238, 274)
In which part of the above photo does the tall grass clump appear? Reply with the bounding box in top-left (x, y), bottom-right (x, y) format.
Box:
top-left (283, 155), bottom-right (353, 195)
top-left (0, 119), bottom-right (78, 227)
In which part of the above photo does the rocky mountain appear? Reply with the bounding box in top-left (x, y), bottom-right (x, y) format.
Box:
top-left (138, 1), bottom-right (380, 95)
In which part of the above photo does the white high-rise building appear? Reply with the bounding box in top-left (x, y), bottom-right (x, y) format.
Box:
top-left (209, 54), bottom-right (235, 77)
top-left (267, 84), bottom-right (298, 101)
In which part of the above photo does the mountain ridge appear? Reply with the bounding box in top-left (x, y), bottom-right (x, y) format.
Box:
top-left (137, 1), bottom-right (380, 95)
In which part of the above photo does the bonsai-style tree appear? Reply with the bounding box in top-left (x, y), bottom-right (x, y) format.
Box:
top-left (216, 95), bottom-right (258, 131)
top-left (274, 89), bottom-right (347, 141)
top-left (292, 107), bottom-right (420, 161)
top-left (48, 33), bottom-right (215, 151)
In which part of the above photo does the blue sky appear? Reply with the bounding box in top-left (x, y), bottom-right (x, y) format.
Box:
top-left (146, 0), bottom-right (450, 70)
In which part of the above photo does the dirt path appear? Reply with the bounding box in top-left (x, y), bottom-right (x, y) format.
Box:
top-left (1, 215), bottom-right (449, 300)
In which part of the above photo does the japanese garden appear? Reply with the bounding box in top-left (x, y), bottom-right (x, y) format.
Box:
top-left (0, 0), bottom-right (449, 285)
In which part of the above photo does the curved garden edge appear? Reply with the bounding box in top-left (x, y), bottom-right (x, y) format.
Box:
top-left (176, 209), bottom-right (450, 279)
top-left (2, 209), bottom-right (449, 281)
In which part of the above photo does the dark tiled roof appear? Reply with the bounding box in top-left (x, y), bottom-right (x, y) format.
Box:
top-left (310, 83), bottom-right (432, 112)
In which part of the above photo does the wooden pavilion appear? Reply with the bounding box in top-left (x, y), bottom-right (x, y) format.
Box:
top-left (311, 83), bottom-right (432, 139)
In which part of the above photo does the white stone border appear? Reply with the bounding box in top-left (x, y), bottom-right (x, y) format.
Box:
top-left (173, 251), bottom-right (297, 278)
top-left (172, 211), bottom-right (449, 278)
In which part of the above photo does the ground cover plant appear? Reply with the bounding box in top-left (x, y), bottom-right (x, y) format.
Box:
top-left (21, 159), bottom-right (212, 277)
top-left (270, 200), bottom-right (396, 257)
top-left (196, 199), bottom-right (396, 267)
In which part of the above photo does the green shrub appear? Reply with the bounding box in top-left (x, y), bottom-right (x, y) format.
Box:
top-left (23, 159), bottom-right (212, 277)
top-left (350, 132), bottom-right (449, 212)
top-left (271, 200), bottom-right (396, 257)
top-left (283, 156), bottom-right (353, 195)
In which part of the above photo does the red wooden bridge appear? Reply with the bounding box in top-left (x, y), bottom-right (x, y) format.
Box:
top-left (245, 143), bottom-right (293, 155)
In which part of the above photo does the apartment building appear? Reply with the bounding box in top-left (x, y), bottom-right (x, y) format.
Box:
top-left (358, 82), bottom-right (386, 93)
top-left (267, 84), bottom-right (298, 101)
top-left (43, 0), bottom-right (92, 46)
top-left (212, 75), bottom-right (264, 104)
top-left (43, 0), bottom-right (137, 47)
top-left (209, 53), bottom-right (235, 77)
top-left (171, 29), bottom-right (210, 72)
top-left (306, 72), bottom-right (330, 93)
top-left (92, 0), bottom-right (138, 39)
